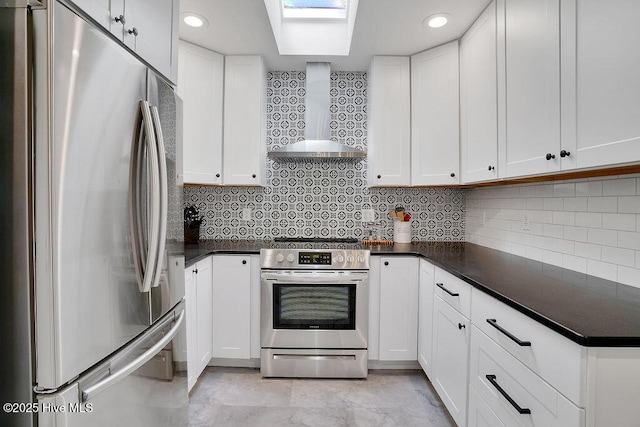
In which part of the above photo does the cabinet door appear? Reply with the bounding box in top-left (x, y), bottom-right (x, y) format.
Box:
top-left (249, 255), bottom-right (261, 359)
top-left (500, 0), bottom-right (561, 178)
top-left (432, 295), bottom-right (469, 427)
top-left (223, 56), bottom-right (265, 186)
top-left (411, 41), bottom-right (460, 185)
top-left (367, 256), bottom-right (381, 361)
top-left (561, 0), bottom-right (640, 170)
top-left (461, 1), bottom-right (499, 183)
top-left (185, 268), bottom-right (197, 391)
top-left (178, 41), bottom-right (224, 185)
top-left (212, 255), bottom-right (251, 359)
top-left (418, 259), bottom-right (435, 377)
top-left (195, 257), bottom-right (213, 374)
top-left (123, 0), bottom-right (178, 83)
top-left (368, 56), bottom-right (411, 187)
top-left (468, 386), bottom-right (507, 427)
top-left (72, 0), bottom-right (114, 32)
top-left (379, 257), bottom-right (419, 361)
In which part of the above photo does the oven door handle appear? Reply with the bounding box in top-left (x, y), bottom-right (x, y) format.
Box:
top-left (261, 274), bottom-right (367, 284)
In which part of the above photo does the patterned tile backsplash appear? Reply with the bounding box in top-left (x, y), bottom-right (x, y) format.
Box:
top-left (184, 71), bottom-right (466, 242)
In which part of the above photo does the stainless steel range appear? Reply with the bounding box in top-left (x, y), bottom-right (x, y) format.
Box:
top-left (260, 247), bottom-right (370, 378)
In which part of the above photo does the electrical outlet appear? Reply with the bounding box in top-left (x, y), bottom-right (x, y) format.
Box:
top-left (362, 209), bottom-right (375, 222)
top-left (242, 208), bottom-right (252, 221)
top-left (522, 212), bottom-right (531, 231)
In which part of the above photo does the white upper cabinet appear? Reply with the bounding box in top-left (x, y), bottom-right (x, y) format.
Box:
top-left (460, 1), bottom-right (499, 184)
top-left (499, 0), bottom-right (561, 178)
top-left (223, 56), bottom-right (266, 186)
top-left (411, 41), bottom-right (460, 186)
top-left (74, 0), bottom-right (178, 83)
top-left (177, 41), bottom-right (224, 185)
top-left (561, 0), bottom-right (640, 170)
top-left (367, 56), bottom-right (411, 187)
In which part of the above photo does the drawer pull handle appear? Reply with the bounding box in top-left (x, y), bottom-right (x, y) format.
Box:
top-left (487, 319), bottom-right (531, 346)
top-left (436, 282), bottom-right (459, 297)
top-left (486, 374), bottom-right (531, 415)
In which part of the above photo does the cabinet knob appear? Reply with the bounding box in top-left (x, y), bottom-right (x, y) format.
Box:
top-left (488, 165), bottom-right (495, 171)
top-left (114, 15), bottom-right (126, 24)
top-left (377, 174), bottom-right (382, 179)
top-left (458, 323), bottom-right (465, 330)
top-left (450, 173), bottom-right (456, 178)
top-left (216, 173), bottom-right (220, 178)
top-left (242, 260), bottom-right (247, 265)
top-left (384, 261), bottom-right (389, 266)
top-left (545, 153), bottom-right (556, 160)
top-left (194, 268), bottom-right (198, 274)
top-left (252, 174), bottom-right (257, 179)
top-left (560, 150), bottom-right (571, 158)
top-left (128, 27), bottom-right (139, 36)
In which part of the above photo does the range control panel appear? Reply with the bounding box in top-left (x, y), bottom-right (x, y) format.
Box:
top-left (261, 249), bottom-right (370, 270)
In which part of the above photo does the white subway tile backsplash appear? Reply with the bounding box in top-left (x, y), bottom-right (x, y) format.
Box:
top-left (587, 228), bottom-right (618, 246)
top-left (618, 231), bottom-right (640, 251)
top-left (563, 226), bottom-right (588, 242)
top-left (563, 197), bottom-right (588, 212)
top-left (602, 246), bottom-right (636, 268)
top-left (562, 254), bottom-right (587, 274)
top-left (587, 196), bottom-right (617, 213)
top-left (575, 242), bottom-right (602, 260)
top-left (602, 213), bottom-right (636, 231)
top-left (617, 266), bottom-right (640, 288)
top-left (603, 178), bottom-right (636, 196)
top-left (575, 212), bottom-right (602, 228)
top-left (544, 197), bottom-right (564, 211)
top-left (618, 196), bottom-right (640, 213)
top-left (576, 181), bottom-right (603, 197)
top-left (587, 260), bottom-right (618, 282)
top-left (466, 175), bottom-right (640, 286)
top-left (553, 183), bottom-right (575, 197)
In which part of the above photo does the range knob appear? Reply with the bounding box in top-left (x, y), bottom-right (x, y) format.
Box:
top-left (275, 253), bottom-right (284, 263)
top-left (346, 255), bottom-right (354, 263)
top-left (357, 255), bottom-right (365, 263)
top-left (286, 253), bottom-right (295, 263)
top-left (336, 255), bottom-right (345, 263)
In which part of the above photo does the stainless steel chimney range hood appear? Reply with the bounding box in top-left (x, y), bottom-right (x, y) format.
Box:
top-left (267, 62), bottom-right (366, 160)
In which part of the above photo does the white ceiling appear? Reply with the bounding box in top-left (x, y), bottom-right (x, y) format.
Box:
top-left (179, 0), bottom-right (492, 71)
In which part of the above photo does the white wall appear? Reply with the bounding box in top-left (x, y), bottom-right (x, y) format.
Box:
top-left (466, 175), bottom-right (640, 289)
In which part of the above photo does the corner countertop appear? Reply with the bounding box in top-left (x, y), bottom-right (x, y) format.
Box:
top-left (172, 239), bottom-right (640, 347)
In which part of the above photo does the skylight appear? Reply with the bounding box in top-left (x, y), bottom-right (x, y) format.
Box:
top-left (282, 0), bottom-right (348, 19)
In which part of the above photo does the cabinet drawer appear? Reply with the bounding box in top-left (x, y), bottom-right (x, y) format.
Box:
top-left (468, 386), bottom-right (507, 427)
top-left (471, 289), bottom-right (587, 406)
top-left (434, 268), bottom-right (472, 318)
top-left (470, 326), bottom-right (585, 427)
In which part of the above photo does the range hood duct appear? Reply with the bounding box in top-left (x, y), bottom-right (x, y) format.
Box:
top-left (267, 62), bottom-right (366, 160)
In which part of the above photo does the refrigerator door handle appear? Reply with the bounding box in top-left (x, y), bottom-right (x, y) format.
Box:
top-left (149, 105), bottom-right (168, 289)
top-left (129, 100), bottom-right (161, 293)
top-left (81, 309), bottom-right (185, 402)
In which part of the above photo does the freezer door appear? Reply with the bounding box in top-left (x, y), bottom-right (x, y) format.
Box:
top-left (37, 303), bottom-right (188, 427)
top-left (34, 1), bottom-right (151, 389)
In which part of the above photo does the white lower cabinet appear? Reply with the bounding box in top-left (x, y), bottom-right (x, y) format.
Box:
top-left (417, 258), bottom-right (435, 376)
top-left (468, 386), bottom-right (506, 427)
top-left (212, 255), bottom-right (252, 359)
top-left (378, 257), bottom-right (419, 361)
top-left (432, 295), bottom-right (470, 427)
top-left (185, 256), bottom-right (213, 391)
top-left (469, 325), bottom-right (584, 427)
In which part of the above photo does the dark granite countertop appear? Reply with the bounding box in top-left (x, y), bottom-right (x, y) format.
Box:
top-left (173, 239), bottom-right (640, 347)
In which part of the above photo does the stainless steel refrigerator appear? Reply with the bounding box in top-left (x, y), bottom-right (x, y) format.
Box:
top-left (1, 1), bottom-right (186, 426)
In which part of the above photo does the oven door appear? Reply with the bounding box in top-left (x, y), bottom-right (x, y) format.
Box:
top-left (261, 270), bottom-right (369, 349)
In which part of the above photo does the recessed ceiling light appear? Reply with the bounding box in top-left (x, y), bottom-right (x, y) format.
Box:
top-left (182, 13), bottom-right (209, 28)
top-left (423, 14), bottom-right (450, 29)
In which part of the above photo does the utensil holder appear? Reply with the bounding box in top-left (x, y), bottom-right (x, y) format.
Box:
top-left (184, 226), bottom-right (200, 243)
top-left (393, 221), bottom-right (412, 244)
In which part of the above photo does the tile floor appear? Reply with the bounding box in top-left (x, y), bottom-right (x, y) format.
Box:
top-left (188, 367), bottom-right (455, 427)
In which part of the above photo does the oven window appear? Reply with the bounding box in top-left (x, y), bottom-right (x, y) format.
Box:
top-left (273, 284), bottom-right (356, 330)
